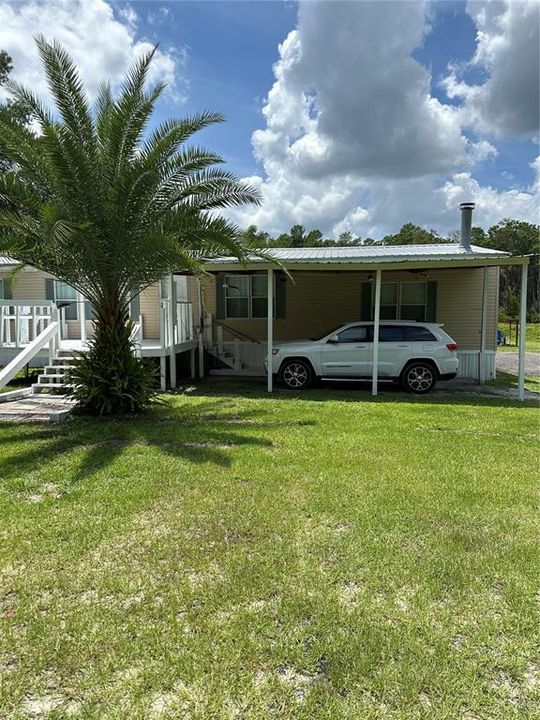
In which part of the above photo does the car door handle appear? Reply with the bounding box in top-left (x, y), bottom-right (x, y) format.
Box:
top-left (355, 345), bottom-right (367, 348)
top-left (397, 344), bottom-right (408, 348)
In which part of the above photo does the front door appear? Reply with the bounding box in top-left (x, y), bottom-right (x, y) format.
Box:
top-left (320, 324), bottom-right (372, 377)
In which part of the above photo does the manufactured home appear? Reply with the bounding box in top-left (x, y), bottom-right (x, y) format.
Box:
top-left (0, 203), bottom-right (530, 399)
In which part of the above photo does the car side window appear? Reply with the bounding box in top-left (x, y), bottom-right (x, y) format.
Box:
top-left (335, 325), bottom-right (370, 343)
top-left (402, 326), bottom-right (437, 342)
top-left (378, 326), bottom-right (403, 342)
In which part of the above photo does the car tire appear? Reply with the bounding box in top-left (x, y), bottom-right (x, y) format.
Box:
top-left (279, 359), bottom-right (313, 390)
top-left (401, 362), bottom-right (436, 394)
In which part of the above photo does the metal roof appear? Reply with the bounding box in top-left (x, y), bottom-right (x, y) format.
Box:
top-left (0, 255), bottom-right (17, 267)
top-left (206, 244), bottom-right (510, 266)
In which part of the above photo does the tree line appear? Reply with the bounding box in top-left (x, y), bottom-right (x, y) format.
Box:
top-left (242, 220), bottom-right (539, 319)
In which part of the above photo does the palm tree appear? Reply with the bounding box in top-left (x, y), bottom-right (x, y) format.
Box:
top-left (0, 38), bottom-right (260, 414)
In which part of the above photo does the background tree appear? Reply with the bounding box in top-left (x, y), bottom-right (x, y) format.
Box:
top-left (0, 39), bottom-right (260, 414)
top-left (382, 222), bottom-right (443, 245)
top-left (0, 50), bottom-right (30, 171)
top-left (485, 219), bottom-right (539, 319)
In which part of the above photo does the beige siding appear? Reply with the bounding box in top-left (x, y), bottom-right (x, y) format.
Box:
top-left (204, 266), bottom-right (499, 351)
top-left (7, 268), bottom-right (48, 301)
top-left (140, 284), bottom-right (160, 340)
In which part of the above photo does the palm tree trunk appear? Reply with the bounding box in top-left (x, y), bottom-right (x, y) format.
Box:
top-left (69, 290), bottom-right (155, 414)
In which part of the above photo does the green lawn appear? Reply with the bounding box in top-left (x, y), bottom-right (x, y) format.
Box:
top-left (1, 383), bottom-right (539, 719)
top-left (498, 322), bottom-right (540, 352)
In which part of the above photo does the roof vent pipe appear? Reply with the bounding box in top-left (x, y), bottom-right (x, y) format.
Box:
top-left (460, 202), bottom-right (475, 251)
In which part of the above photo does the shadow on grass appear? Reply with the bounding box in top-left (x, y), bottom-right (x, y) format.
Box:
top-left (0, 399), bottom-right (288, 484)
top-left (184, 376), bottom-right (539, 409)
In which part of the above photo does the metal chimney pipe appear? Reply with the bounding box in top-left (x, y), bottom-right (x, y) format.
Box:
top-left (460, 202), bottom-right (475, 251)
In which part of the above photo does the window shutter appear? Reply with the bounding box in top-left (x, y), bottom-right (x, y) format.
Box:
top-left (426, 281), bottom-right (437, 322)
top-left (275, 271), bottom-right (287, 319)
top-left (360, 282), bottom-right (373, 320)
top-left (215, 273), bottom-right (226, 319)
top-left (3, 278), bottom-right (13, 299)
top-left (45, 278), bottom-right (55, 301)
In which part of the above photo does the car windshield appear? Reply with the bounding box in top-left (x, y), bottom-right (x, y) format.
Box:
top-left (309, 323), bottom-right (349, 341)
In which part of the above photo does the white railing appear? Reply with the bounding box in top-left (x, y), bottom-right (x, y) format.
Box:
top-left (0, 320), bottom-right (61, 390)
top-left (0, 301), bottom-right (58, 348)
top-left (159, 299), bottom-right (194, 349)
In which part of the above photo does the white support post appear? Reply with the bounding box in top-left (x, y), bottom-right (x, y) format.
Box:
top-left (190, 347), bottom-right (196, 379)
top-left (168, 273), bottom-right (176, 388)
top-left (267, 268), bottom-right (274, 393)
top-left (198, 332), bottom-right (204, 379)
top-left (479, 266), bottom-right (488, 384)
top-left (78, 291), bottom-right (87, 345)
top-left (517, 262), bottom-right (528, 401)
top-left (371, 269), bottom-right (382, 397)
top-left (233, 337), bottom-right (241, 370)
top-left (160, 355), bottom-right (167, 392)
top-left (217, 325), bottom-right (224, 357)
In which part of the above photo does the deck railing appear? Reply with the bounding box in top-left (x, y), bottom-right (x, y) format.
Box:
top-left (0, 301), bottom-right (63, 348)
top-left (159, 300), bottom-right (194, 349)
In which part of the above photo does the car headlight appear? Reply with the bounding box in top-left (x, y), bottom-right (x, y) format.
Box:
top-left (272, 348), bottom-right (280, 355)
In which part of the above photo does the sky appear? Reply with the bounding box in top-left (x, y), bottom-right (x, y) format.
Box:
top-left (0, 0), bottom-right (538, 239)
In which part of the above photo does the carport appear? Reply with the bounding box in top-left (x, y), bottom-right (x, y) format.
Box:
top-left (202, 204), bottom-right (530, 400)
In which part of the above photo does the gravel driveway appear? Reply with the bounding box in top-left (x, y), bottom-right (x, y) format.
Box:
top-left (497, 352), bottom-right (540, 376)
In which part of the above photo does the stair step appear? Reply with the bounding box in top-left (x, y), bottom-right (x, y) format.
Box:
top-left (45, 364), bottom-right (74, 372)
top-left (32, 383), bottom-right (72, 393)
top-left (38, 374), bottom-right (66, 382)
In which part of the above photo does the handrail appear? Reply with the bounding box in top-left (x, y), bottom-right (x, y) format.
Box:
top-left (215, 320), bottom-right (262, 345)
top-left (0, 321), bottom-right (60, 390)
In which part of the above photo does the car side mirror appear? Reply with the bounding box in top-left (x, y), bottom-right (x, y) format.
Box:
top-left (327, 335), bottom-right (340, 344)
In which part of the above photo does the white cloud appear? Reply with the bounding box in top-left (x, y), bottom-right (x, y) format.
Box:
top-left (0, 0), bottom-right (187, 104)
top-left (230, 0), bottom-right (539, 238)
top-left (443, 0), bottom-right (540, 138)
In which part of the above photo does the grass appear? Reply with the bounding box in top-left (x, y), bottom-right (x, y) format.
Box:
top-left (487, 370), bottom-right (540, 395)
top-left (498, 322), bottom-right (540, 352)
top-left (0, 382), bottom-right (539, 719)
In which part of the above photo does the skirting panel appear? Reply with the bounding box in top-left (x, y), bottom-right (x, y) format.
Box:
top-left (456, 351), bottom-right (496, 380)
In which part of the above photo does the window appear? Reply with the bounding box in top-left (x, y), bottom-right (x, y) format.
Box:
top-left (225, 275), bottom-right (273, 319)
top-left (54, 281), bottom-right (78, 320)
top-left (378, 326), bottom-right (403, 342)
top-left (380, 283), bottom-right (398, 319)
top-left (335, 325), bottom-right (371, 343)
top-left (371, 281), bottom-right (428, 321)
top-left (402, 325), bottom-right (436, 342)
top-left (400, 282), bottom-right (427, 321)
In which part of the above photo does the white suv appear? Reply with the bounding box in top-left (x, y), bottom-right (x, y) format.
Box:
top-left (266, 321), bottom-right (459, 394)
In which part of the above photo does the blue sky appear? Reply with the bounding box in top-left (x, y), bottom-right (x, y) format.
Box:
top-left (1, 0), bottom-right (538, 237)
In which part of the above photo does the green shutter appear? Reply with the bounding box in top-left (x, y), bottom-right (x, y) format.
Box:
top-left (360, 282), bottom-right (373, 320)
top-left (45, 278), bottom-right (55, 300)
top-left (426, 281), bottom-right (437, 322)
top-left (3, 278), bottom-right (13, 299)
top-left (215, 273), bottom-right (226, 319)
top-left (275, 271), bottom-right (286, 319)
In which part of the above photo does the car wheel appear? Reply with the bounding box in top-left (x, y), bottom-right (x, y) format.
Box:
top-left (401, 362), bottom-right (436, 394)
top-left (280, 359), bottom-right (313, 390)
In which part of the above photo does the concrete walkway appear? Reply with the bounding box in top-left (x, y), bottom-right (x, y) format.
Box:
top-left (0, 393), bottom-right (74, 422)
top-left (496, 352), bottom-right (540, 377)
